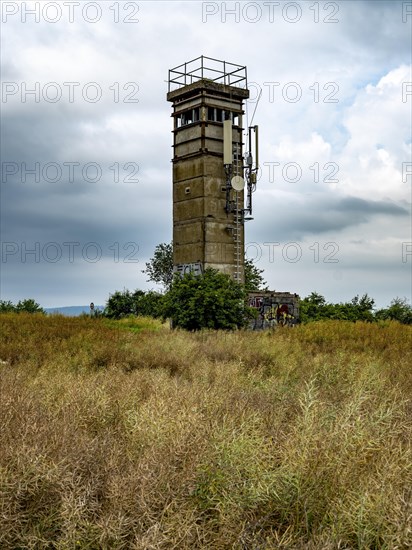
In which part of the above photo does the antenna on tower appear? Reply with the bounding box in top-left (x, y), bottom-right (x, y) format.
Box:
top-left (223, 118), bottom-right (233, 165)
top-left (249, 88), bottom-right (262, 127)
top-left (243, 124), bottom-right (259, 217)
top-left (242, 85), bottom-right (261, 218)
top-left (245, 87), bottom-right (262, 147)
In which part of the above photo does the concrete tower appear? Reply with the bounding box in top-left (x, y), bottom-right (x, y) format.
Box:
top-left (167, 56), bottom-right (256, 284)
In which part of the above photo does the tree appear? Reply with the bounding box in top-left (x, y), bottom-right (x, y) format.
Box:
top-left (134, 291), bottom-right (164, 318)
top-left (15, 299), bottom-right (45, 314)
top-left (375, 297), bottom-right (412, 324)
top-left (299, 292), bottom-right (375, 323)
top-left (105, 289), bottom-right (138, 319)
top-left (349, 294), bottom-right (375, 322)
top-left (0, 300), bottom-right (16, 313)
top-left (0, 299), bottom-right (44, 314)
top-left (299, 292), bottom-right (327, 322)
top-left (162, 268), bottom-right (250, 330)
top-left (143, 242), bottom-right (268, 294)
top-left (244, 258), bottom-right (267, 292)
top-left (104, 289), bottom-right (164, 319)
top-left (142, 242), bottom-right (173, 291)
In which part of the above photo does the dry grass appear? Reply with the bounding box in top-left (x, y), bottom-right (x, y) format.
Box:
top-left (0, 314), bottom-right (411, 549)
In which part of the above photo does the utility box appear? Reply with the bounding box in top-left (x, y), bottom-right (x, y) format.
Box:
top-left (167, 56), bottom-right (252, 284)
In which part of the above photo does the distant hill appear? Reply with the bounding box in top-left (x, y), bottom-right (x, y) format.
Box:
top-left (46, 306), bottom-right (104, 317)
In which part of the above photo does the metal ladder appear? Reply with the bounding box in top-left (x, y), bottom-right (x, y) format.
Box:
top-left (233, 195), bottom-right (242, 283)
top-left (232, 142), bottom-right (242, 283)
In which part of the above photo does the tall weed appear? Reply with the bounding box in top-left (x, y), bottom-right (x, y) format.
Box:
top-left (0, 315), bottom-right (411, 548)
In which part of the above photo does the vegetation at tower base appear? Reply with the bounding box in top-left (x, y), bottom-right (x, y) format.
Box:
top-left (142, 242), bottom-right (174, 291)
top-left (102, 285), bottom-right (411, 328)
top-left (244, 257), bottom-right (268, 293)
top-left (142, 241), bottom-right (266, 295)
top-left (162, 268), bottom-right (252, 330)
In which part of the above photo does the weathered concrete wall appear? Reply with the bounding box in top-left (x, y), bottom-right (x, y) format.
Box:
top-left (168, 80), bottom-right (248, 284)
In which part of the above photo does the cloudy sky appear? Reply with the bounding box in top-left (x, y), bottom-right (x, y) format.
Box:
top-left (1, 0), bottom-right (411, 308)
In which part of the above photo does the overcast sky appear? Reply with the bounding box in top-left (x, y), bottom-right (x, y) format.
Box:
top-left (1, 0), bottom-right (411, 308)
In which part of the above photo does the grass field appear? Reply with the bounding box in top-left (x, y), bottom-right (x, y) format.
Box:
top-left (0, 313), bottom-right (411, 549)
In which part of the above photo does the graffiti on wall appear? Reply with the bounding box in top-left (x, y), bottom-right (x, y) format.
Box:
top-left (248, 293), bottom-right (299, 329)
top-left (174, 262), bottom-right (203, 277)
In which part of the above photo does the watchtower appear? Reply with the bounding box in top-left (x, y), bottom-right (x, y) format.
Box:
top-left (167, 56), bottom-right (258, 284)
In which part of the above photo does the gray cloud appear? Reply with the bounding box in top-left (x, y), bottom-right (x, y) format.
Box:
top-left (251, 194), bottom-right (410, 242)
top-left (1, 1), bottom-right (410, 306)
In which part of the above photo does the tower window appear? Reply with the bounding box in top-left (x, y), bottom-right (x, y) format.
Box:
top-left (176, 108), bottom-right (200, 128)
top-left (207, 107), bottom-right (224, 122)
top-left (207, 107), bottom-right (215, 121)
top-left (176, 108), bottom-right (239, 126)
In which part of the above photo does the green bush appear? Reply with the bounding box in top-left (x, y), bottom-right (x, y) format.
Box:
top-left (0, 299), bottom-right (44, 314)
top-left (300, 292), bottom-right (375, 323)
top-left (375, 297), bottom-right (412, 325)
top-left (104, 289), bottom-right (164, 319)
top-left (162, 268), bottom-right (251, 330)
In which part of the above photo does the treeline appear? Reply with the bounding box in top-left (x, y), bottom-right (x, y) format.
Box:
top-left (0, 299), bottom-right (45, 314)
top-left (300, 292), bottom-right (412, 324)
top-left (104, 286), bottom-right (412, 326)
top-left (2, 280), bottom-right (411, 328)
top-left (104, 289), bottom-right (164, 319)
top-left (106, 269), bottom-right (248, 330)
